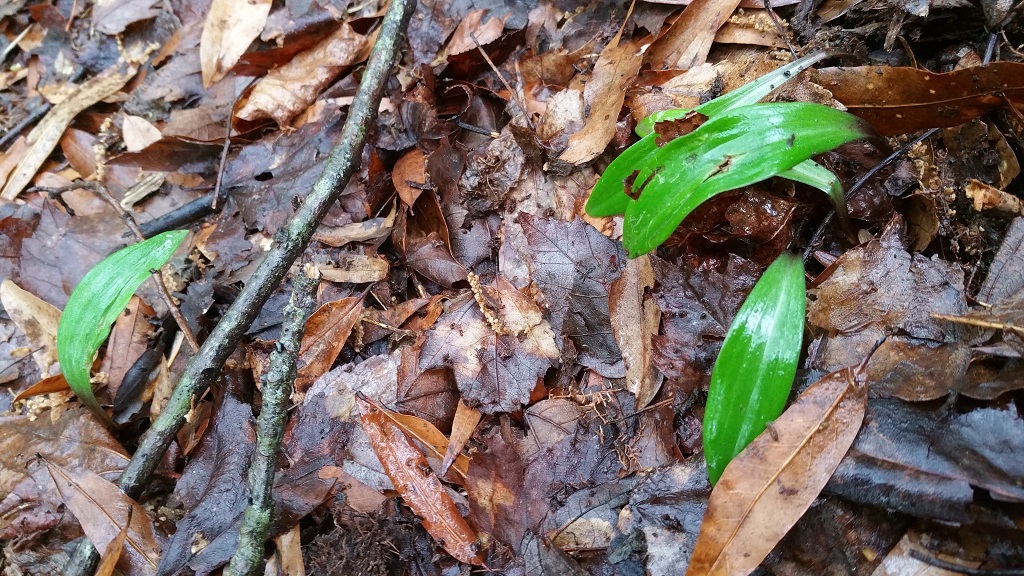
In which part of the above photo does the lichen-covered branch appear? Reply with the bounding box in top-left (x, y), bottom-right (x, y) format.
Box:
top-left (226, 264), bottom-right (319, 576)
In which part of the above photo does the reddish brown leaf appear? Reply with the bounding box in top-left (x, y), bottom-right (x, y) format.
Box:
top-left (818, 63), bottom-right (1024, 136)
top-left (358, 396), bottom-right (484, 565)
top-left (48, 462), bottom-right (161, 575)
top-left (376, 405), bottom-right (471, 484)
top-left (687, 363), bottom-right (869, 576)
top-left (296, 295), bottom-right (364, 394)
top-left (236, 22), bottom-right (370, 125)
top-left (99, 296), bottom-right (156, 400)
top-left (645, 0), bottom-right (743, 70)
top-left (393, 148), bottom-right (429, 206)
top-left (13, 373), bottom-right (70, 401)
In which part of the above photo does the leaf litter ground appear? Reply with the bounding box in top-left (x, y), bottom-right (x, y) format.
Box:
top-left (2, 0), bottom-right (1024, 573)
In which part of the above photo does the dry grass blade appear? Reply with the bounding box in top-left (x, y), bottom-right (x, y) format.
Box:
top-left (687, 361), bottom-right (870, 576)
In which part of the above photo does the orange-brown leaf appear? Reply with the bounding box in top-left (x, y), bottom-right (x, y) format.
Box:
top-left (645, 0), bottom-right (744, 70)
top-left (359, 397), bottom-right (483, 565)
top-left (443, 400), bottom-right (482, 479)
top-left (608, 254), bottom-right (662, 408)
top-left (687, 364), bottom-right (869, 576)
top-left (377, 405), bottom-right (472, 484)
top-left (296, 296), bottom-right (364, 394)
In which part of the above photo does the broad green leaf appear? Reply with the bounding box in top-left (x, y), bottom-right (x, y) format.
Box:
top-left (588, 52), bottom-right (834, 219)
top-left (622, 102), bottom-right (868, 256)
top-left (635, 52), bottom-right (831, 137)
top-left (57, 230), bottom-right (188, 421)
top-left (703, 252), bottom-right (805, 485)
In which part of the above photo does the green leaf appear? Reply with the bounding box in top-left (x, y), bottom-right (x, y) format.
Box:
top-left (57, 230), bottom-right (188, 421)
top-left (588, 52), bottom-right (835, 219)
top-left (622, 102), bottom-right (868, 257)
top-left (781, 159), bottom-right (853, 236)
top-left (635, 52), bottom-right (831, 137)
top-left (703, 252), bottom-right (805, 485)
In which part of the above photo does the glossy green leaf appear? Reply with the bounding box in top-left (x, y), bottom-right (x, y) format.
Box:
top-left (635, 52), bottom-right (831, 137)
top-left (587, 52), bottom-right (838, 222)
top-left (781, 159), bottom-right (853, 235)
top-left (622, 102), bottom-right (868, 256)
top-left (703, 252), bottom-right (806, 485)
top-left (57, 230), bottom-right (188, 421)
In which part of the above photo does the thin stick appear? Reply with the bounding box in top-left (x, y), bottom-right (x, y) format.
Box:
top-left (35, 181), bottom-right (201, 353)
top-left (64, 0), bottom-right (415, 571)
top-left (225, 265), bottom-right (319, 576)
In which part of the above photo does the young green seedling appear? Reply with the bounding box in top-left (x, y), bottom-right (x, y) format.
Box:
top-left (57, 230), bottom-right (187, 422)
top-left (703, 252), bottom-right (806, 484)
top-left (586, 52), bottom-right (868, 257)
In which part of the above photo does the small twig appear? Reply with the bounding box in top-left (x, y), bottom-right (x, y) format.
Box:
top-left (763, 0), bottom-right (798, 60)
top-left (139, 191), bottom-right (222, 238)
top-left (212, 81), bottom-right (253, 211)
top-left (64, 0), bottom-right (415, 572)
top-left (909, 548), bottom-right (1024, 576)
top-left (0, 98), bottom-right (51, 150)
top-left (226, 265), bottom-right (319, 576)
top-left (35, 181), bottom-right (200, 353)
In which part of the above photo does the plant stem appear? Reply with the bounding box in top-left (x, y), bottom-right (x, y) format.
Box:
top-left (225, 265), bottom-right (319, 576)
top-left (63, 0), bottom-right (414, 571)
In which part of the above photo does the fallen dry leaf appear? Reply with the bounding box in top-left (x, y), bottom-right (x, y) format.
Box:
top-left (358, 396), bottom-right (484, 565)
top-left (442, 400), bottom-right (481, 479)
top-left (645, 0), bottom-right (744, 70)
top-left (48, 462), bottom-right (161, 576)
top-left (559, 35), bottom-right (642, 164)
top-left (818, 62), bottom-right (1024, 136)
top-left (121, 115), bottom-right (162, 152)
top-left (0, 279), bottom-right (61, 375)
top-left (393, 148), bottom-right (429, 206)
top-left (687, 361), bottom-right (869, 576)
top-left (317, 255), bottom-right (390, 284)
top-left (296, 295), bottom-right (364, 393)
top-left (1, 62), bottom-right (138, 200)
top-left (91, 0), bottom-right (160, 35)
top-left (95, 520), bottom-right (129, 576)
top-left (199, 0), bottom-right (272, 88)
top-left (236, 22), bottom-right (370, 126)
top-left (375, 405), bottom-right (471, 484)
top-left (608, 254), bottom-right (663, 408)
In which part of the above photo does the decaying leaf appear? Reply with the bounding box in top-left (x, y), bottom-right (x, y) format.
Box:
top-left (358, 396), bottom-right (484, 565)
top-left (296, 295), bottom-right (364, 394)
top-left (419, 280), bottom-right (559, 413)
top-left (199, 0), bottom-right (272, 88)
top-left (0, 280), bottom-right (61, 375)
top-left (608, 254), bottom-right (663, 408)
top-left (645, 0), bottom-right (744, 70)
top-left (443, 400), bottom-right (481, 479)
top-left (0, 62), bottom-right (138, 200)
top-left (688, 361), bottom-right (869, 576)
top-left (48, 462), bottom-right (161, 575)
top-left (317, 255), bottom-right (390, 284)
top-left (374, 404), bottom-right (471, 484)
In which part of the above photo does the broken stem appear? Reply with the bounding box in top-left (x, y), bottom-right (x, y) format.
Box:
top-left (63, 0), bottom-right (414, 572)
top-left (226, 264), bottom-right (319, 576)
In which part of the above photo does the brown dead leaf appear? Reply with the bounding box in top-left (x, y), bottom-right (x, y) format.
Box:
top-left (317, 255), bottom-right (390, 284)
top-left (91, 0), bottom-right (159, 34)
top-left (296, 295), bottom-right (365, 394)
top-left (393, 148), bottom-right (429, 206)
top-left (608, 255), bottom-right (663, 409)
top-left (1, 62), bottom-right (138, 200)
top-left (645, 0), bottom-right (744, 70)
top-left (13, 373), bottom-right (71, 401)
top-left (358, 396), bottom-right (484, 565)
top-left (443, 9), bottom-right (507, 58)
top-left (443, 400), bottom-right (481, 479)
top-left (559, 36), bottom-right (642, 165)
top-left (236, 22), bottom-right (370, 126)
top-left (200, 0), bottom-right (272, 88)
top-left (376, 405), bottom-right (471, 484)
top-left (95, 520), bottom-right (129, 576)
top-left (48, 462), bottom-right (161, 575)
top-left (817, 63), bottom-right (1024, 136)
top-left (687, 362), bottom-right (869, 576)
top-left (272, 524), bottom-right (305, 576)
top-left (313, 213), bottom-right (396, 247)
top-left (99, 296), bottom-right (156, 401)
top-left (0, 279), bottom-right (60, 375)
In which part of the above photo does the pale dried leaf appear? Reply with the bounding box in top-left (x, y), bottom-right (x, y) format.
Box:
top-left (317, 255), bottom-right (390, 284)
top-left (1, 62), bottom-right (138, 200)
top-left (608, 255), bottom-right (663, 408)
top-left (200, 0), bottom-right (272, 87)
top-left (92, 0), bottom-right (160, 35)
top-left (121, 115), bottom-right (162, 152)
top-left (1, 279), bottom-right (61, 375)
top-left (646, 0), bottom-right (744, 70)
